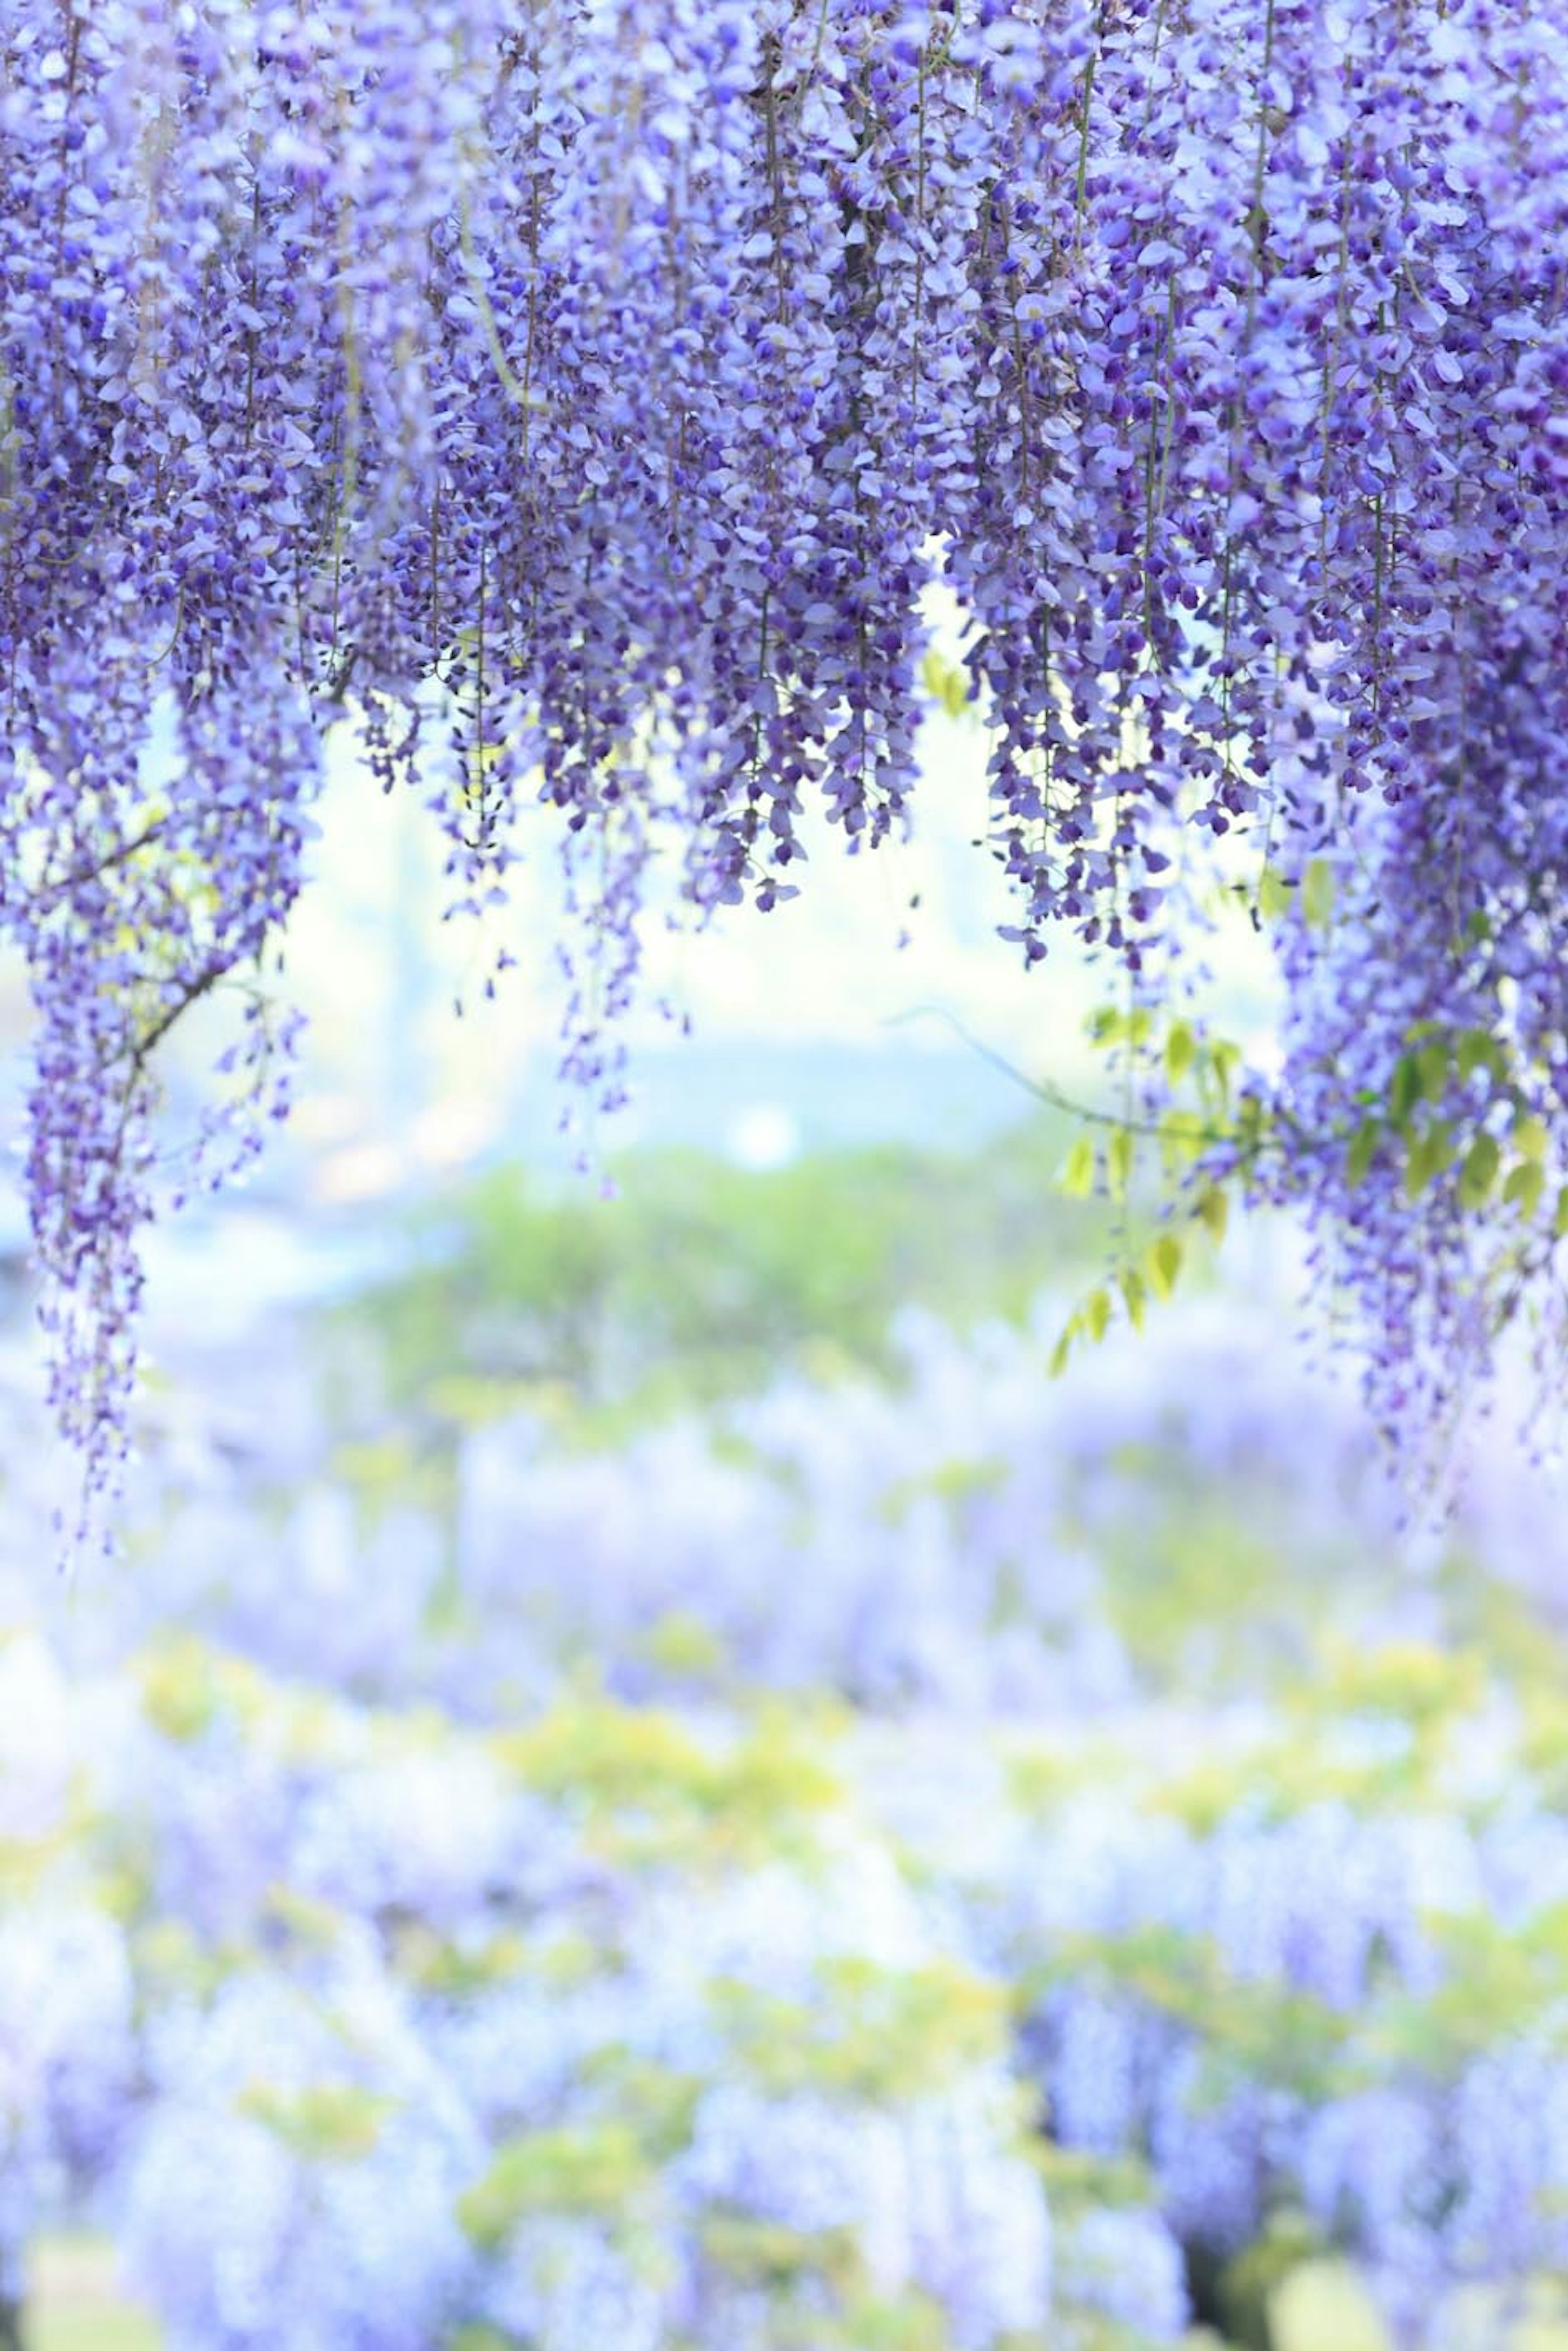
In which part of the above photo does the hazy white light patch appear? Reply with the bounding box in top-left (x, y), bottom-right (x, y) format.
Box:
top-left (727, 1104), bottom-right (800, 1170)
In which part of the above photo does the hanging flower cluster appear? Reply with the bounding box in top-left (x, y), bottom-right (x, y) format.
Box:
top-left (2, 0), bottom-right (1566, 1504)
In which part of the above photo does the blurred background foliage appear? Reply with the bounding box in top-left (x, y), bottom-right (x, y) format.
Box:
top-left (340, 1119), bottom-right (1110, 1427)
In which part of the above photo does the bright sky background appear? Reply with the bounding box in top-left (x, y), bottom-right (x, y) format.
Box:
top-left (259, 686), bottom-right (1283, 1198)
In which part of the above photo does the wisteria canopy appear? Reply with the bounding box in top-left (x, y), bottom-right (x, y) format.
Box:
top-left (2, 0), bottom-right (1566, 1503)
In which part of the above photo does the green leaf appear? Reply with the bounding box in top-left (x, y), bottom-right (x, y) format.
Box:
top-left (1389, 1055), bottom-right (1423, 1127)
top-left (1403, 1124), bottom-right (1453, 1202)
top-left (1146, 1231), bottom-right (1183, 1301)
top-left (1456, 1027), bottom-right (1504, 1084)
top-left (1457, 1131), bottom-right (1500, 1209)
top-left (1048, 1318), bottom-right (1078, 1378)
top-left (1084, 1286), bottom-right (1111, 1342)
top-left (1554, 1184), bottom-right (1568, 1240)
top-left (1346, 1120), bottom-right (1381, 1187)
top-left (715, 1956), bottom-right (1009, 2102)
top-left (1301, 857), bottom-right (1336, 929)
top-left (1159, 1108), bottom-right (1207, 1173)
top-left (1416, 1042), bottom-right (1449, 1101)
top-left (1236, 1091), bottom-right (1269, 1146)
top-left (238, 2083), bottom-right (396, 2165)
top-left (699, 2213), bottom-right (861, 2289)
top-left (1258, 863), bottom-right (1292, 923)
top-left (1118, 1266), bottom-right (1147, 1330)
top-left (1513, 1113), bottom-right (1548, 1162)
top-left (1208, 1037), bottom-right (1241, 1107)
top-left (1060, 1135), bottom-right (1096, 1198)
top-left (1195, 1186), bottom-right (1229, 1244)
top-left (1108, 1126), bottom-right (1135, 1196)
top-left (1504, 1160), bottom-right (1546, 1218)
top-left (1164, 1020), bottom-right (1196, 1084)
top-left (458, 2125), bottom-right (649, 2247)
top-left (643, 1611), bottom-right (726, 1680)
top-left (919, 648), bottom-right (971, 719)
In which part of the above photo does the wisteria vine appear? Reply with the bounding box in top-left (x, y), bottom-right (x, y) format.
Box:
top-left (3, 0), bottom-right (1567, 1498)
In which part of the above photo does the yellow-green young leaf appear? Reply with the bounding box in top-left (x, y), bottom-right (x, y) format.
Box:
top-left (1164, 1021), bottom-right (1195, 1084)
top-left (1118, 1266), bottom-right (1147, 1331)
top-left (1159, 1108), bottom-right (1206, 1174)
top-left (1195, 1187), bottom-right (1229, 1245)
top-left (238, 2083), bottom-right (396, 2164)
top-left (1457, 1132), bottom-right (1500, 1209)
top-left (1146, 1232), bottom-right (1183, 1301)
top-left (1555, 1185), bottom-right (1568, 1240)
top-left (1108, 1126), bottom-right (1135, 1196)
top-left (1085, 1287), bottom-right (1112, 1342)
top-left (1513, 1113), bottom-right (1549, 1163)
top-left (920, 648), bottom-right (972, 720)
top-left (1060, 1135), bottom-right (1096, 1198)
top-left (1503, 1160), bottom-right (1546, 1218)
top-left (1346, 1120), bottom-right (1381, 1187)
top-left (1301, 857), bottom-right (1336, 929)
top-left (1048, 1319), bottom-right (1078, 1378)
top-left (1258, 863), bottom-right (1292, 923)
top-left (458, 2125), bottom-right (648, 2247)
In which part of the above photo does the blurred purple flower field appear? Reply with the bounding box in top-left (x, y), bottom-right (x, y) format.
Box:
top-left (5, 1144), bottom-right (1568, 2350)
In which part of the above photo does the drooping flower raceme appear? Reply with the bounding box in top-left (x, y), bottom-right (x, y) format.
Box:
top-left (3, 0), bottom-right (1566, 1496)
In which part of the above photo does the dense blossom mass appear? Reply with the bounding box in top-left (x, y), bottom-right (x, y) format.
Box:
top-left (2, 0), bottom-right (1566, 1494)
